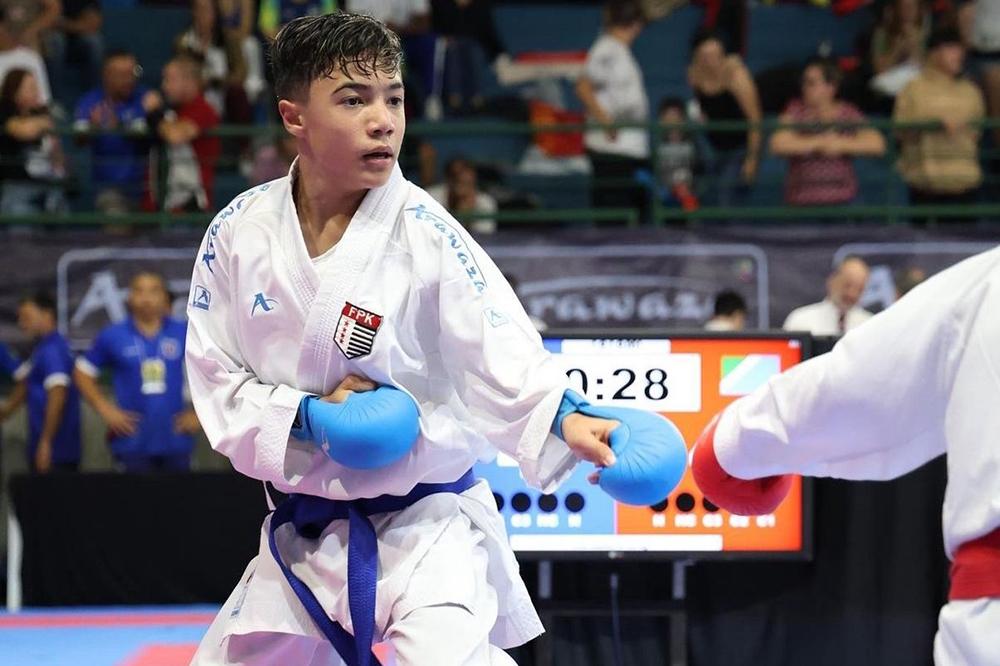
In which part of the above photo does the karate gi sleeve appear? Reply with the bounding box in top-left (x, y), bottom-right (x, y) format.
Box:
top-left (714, 253), bottom-right (994, 482)
top-left (185, 216), bottom-right (310, 483)
top-left (431, 221), bottom-right (577, 493)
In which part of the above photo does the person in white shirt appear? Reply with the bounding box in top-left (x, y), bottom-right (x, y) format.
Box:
top-left (783, 256), bottom-right (873, 335)
top-left (0, 9), bottom-right (51, 104)
top-left (704, 289), bottom-right (747, 331)
top-left (425, 156), bottom-right (498, 234)
top-left (575, 0), bottom-right (649, 218)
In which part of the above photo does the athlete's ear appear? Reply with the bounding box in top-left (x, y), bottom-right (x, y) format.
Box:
top-left (278, 99), bottom-right (305, 137)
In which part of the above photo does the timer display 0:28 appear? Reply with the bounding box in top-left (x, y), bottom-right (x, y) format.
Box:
top-left (565, 367), bottom-right (669, 401)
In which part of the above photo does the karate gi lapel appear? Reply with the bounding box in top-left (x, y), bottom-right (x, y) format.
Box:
top-left (285, 163), bottom-right (410, 393)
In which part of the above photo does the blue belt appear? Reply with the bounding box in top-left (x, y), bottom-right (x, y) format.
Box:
top-left (267, 469), bottom-right (477, 666)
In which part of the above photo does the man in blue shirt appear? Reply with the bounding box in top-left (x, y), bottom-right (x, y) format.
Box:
top-left (74, 271), bottom-right (200, 472)
top-left (11, 293), bottom-right (82, 474)
top-left (73, 50), bottom-right (154, 211)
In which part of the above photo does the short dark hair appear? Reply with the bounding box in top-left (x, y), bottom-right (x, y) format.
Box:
top-left (104, 49), bottom-right (136, 65)
top-left (714, 289), bottom-right (747, 317)
top-left (444, 156), bottom-right (475, 180)
top-left (604, 0), bottom-right (645, 28)
top-left (20, 291), bottom-right (56, 316)
top-left (803, 57), bottom-right (842, 87)
top-left (927, 26), bottom-right (963, 51)
top-left (271, 12), bottom-right (404, 101)
top-left (658, 97), bottom-right (685, 116)
top-left (131, 270), bottom-right (170, 293)
top-left (690, 28), bottom-right (727, 56)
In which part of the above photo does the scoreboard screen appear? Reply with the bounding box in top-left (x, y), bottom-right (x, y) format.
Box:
top-left (474, 332), bottom-right (813, 560)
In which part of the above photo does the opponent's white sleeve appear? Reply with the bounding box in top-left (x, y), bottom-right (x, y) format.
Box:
top-left (185, 216), bottom-right (309, 483)
top-left (715, 250), bottom-right (997, 482)
top-left (433, 224), bottom-right (574, 492)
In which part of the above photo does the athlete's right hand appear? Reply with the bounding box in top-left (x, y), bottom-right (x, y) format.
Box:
top-left (323, 374), bottom-right (376, 404)
top-left (294, 376), bottom-right (421, 469)
top-left (691, 413), bottom-right (792, 516)
top-left (101, 405), bottom-right (140, 437)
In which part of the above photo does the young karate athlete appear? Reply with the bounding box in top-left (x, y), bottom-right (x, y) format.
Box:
top-left (692, 246), bottom-right (1000, 665)
top-left (185, 12), bottom-right (684, 666)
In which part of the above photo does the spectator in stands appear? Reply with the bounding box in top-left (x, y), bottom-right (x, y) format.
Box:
top-left (688, 28), bottom-right (762, 206)
top-left (74, 271), bottom-right (199, 473)
top-left (176, 0), bottom-right (252, 127)
top-left (869, 0), bottom-right (929, 102)
top-left (894, 27), bottom-right (984, 215)
top-left (0, 0), bottom-right (58, 53)
top-left (0, 7), bottom-right (51, 103)
top-left (0, 68), bottom-right (66, 214)
top-left (770, 58), bottom-right (886, 206)
top-left (73, 50), bottom-right (151, 212)
top-left (258, 0), bottom-right (336, 41)
top-left (784, 256), bottom-right (873, 335)
top-left (967, 0), bottom-right (1000, 149)
top-left (895, 265), bottom-right (927, 298)
top-left (249, 130), bottom-right (297, 185)
top-left (705, 289), bottom-right (747, 331)
top-left (575, 0), bottom-right (649, 218)
top-left (217, 0), bottom-right (265, 106)
top-left (431, 0), bottom-right (507, 116)
top-left (427, 156), bottom-right (498, 233)
top-left (653, 97), bottom-right (699, 211)
top-left (10, 292), bottom-right (81, 473)
top-left (348, 1), bottom-right (436, 114)
top-left (44, 0), bottom-right (103, 98)
top-left (144, 55), bottom-right (221, 212)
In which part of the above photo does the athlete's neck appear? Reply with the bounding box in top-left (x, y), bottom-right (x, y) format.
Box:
top-left (294, 159), bottom-right (367, 259)
top-left (134, 315), bottom-right (163, 337)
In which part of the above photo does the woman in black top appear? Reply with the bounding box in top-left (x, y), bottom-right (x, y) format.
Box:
top-left (0, 68), bottom-right (65, 214)
top-left (687, 29), bottom-right (762, 207)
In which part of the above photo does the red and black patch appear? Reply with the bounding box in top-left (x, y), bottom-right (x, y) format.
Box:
top-left (335, 302), bottom-right (383, 359)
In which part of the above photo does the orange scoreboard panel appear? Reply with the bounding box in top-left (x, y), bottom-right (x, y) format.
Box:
top-left (474, 333), bottom-right (812, 559)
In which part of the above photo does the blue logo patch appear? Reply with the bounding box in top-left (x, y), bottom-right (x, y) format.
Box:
top-left (251, 292), bottom-right (278, 316)
top-left (160, 338), bottom-right (181, 360)
top-left (192, 285), bottom-right (211, 311)
top-left (484, 307), bottom-right (509, 328)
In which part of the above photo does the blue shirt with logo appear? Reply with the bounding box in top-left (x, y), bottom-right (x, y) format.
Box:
top-left (82, 317), bottom-right (192, 458)
top-left (74, 87), bottom-right (149, 191)
top-left (25, 332), bottom-right (82, 465)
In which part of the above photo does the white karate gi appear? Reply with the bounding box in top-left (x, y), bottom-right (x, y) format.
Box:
top-left (185, 164), bottom-right (577, 665)
top-left (712, 246), bottom-right (1000, 666)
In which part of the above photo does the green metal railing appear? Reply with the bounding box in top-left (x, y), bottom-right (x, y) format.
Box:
top-left (1, 117), bottom-right (997, 227)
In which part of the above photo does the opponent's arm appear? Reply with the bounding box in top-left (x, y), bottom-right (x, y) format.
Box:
top-left (693, 251), bottom-right (1000, 513)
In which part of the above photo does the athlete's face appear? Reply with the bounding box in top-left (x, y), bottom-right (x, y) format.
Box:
top-left (128, 274), bottom-right (171, 321)
top-left (279, 63), bottom-right (405, 193)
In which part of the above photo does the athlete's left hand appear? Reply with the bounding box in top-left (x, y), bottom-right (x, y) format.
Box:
top-left (561, 413), bottom-right (618, 477)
